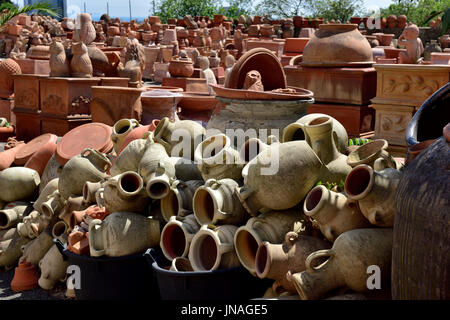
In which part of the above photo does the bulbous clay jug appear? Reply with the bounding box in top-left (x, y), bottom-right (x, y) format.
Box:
top-left (287, 228), bottom-right (393, 300)
top-left (239, 135), bottom-right (279, 165)
top-left (82, 181), bottom-right (103, 204)
top-left (38, 244), bottom-right (69, 290)
top-left (20, 230), bottom-right (53, 265)
top-left (153, 117), bottom-right (205, 160)
top-left (303, 185), bottom-right (371, 241)
top-left (347, 139), bottom-right (401, 169)
top-left (189, 224), bottom-right (240, 271)
top-left (193, 178), bottom-right (248, 226)
top-left (0, 167), bottom-right (40, 202)
top-left (103, 171), bottom-right (150, 214)
top-left (282, 113), bottom-right (348, 155)
top-left (194, 134), bottom-right (243, 181)
top-left (40, 191), bottom-right (64, 221)
top-left (110, 137), bottom-right (147, 176)
top-left (0, 201), bottom-right (31, 230)
top-left (0, 229), bottom-right (30, 270)
top-left (303, 116), bottom-right (351, 184)
top-left (39, 155), bottom-right (63, 194)
top-left (166, 157), bottom-right (203, 181)
top-left (33, 178), bottom-right (59, 212)
top-left (234, 210), bottom-right (302, 275)
top-left (17, 210), bottom-right (41, 239)
top-left (161, 180), bottom-right (203, 221)
top-left (89, 212), bottom-right (160, 257)
top-left (345, 164), bottom-right (402, 227)
top-left (111, 118), bottom-right (141, 153)
top-left (160, 214), bottom-right (200, 261)
top-left (236, 141), bottom-right (322, 215)
top-left (58, 148), bottom-right (111, 200)
top-left (255, 232), bottom-right (332, 294)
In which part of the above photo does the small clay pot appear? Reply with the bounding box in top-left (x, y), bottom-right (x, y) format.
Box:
top-left (168, 59), bottom-right (194, 77)
top-left (11, 261), bottom-right (39, 292)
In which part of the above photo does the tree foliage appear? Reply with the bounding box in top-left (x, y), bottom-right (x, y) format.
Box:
top-left (309, 0), bottom-right (364, 22)
top-left (254, 0), bottom-right (306, 18)
top-left (0, 1), bottom-right (61, 30)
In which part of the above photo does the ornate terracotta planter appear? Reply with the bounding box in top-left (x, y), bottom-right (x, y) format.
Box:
top-left (140, 90), bottom-right (183, 124)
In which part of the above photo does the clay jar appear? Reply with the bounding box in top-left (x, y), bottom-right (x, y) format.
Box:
top-left (193, 178), bottom-right (248, 226)
top-left (397, 15), bottom-right (407, 29)
top-left (58, 148), bottom-right (112, 200)
top-left (234, 210), bottom-right (302, 275)
top-left (237, 140), bottom-right (322, 215)
top-left (140, 90), bottom-right (182, 124)
top-left (260, 24), bottom-right (274, 37)
top-left (0, 201), bottom-right (31, 230)
top-left (255, 232), bottom-right (332, 294)
top-left (117, 119), bottom-right (160, 156)
top-left (38, 243), bottom-right (69, 290)
top-left (194, 134), bottom-right (243, 181)
top-left (168, 56), bottom-right (194, 78)
top-left (20, 231), bottom-right (54, 265)
top-left (189, 224), bottom-right (240, 271)
top-left (153, 117), bottom-right (206, 161)
top-left (103, 171), bottom-right (150, 214)
top-left (347, 139), bottom-right (400, 170)
top-left (160, 214), bottom-right (200, 261)
top-left (303, 116), bottom-right (352, 184)
top-left (288, 228), bottom-right (393, 300)
top-left (0, 167), bottom-right (40, 202)
top-left (110, 137), bottom-right (147, 176)
top-left (303, 185), bottom-right (371, 241)
top-left (0, 59), bottom-right (22, 98)
top-left (111, 118), bottom-right (141, 154)
top-left (0, 229), bottom-right (30, 269)
top-left (345, 164), bottom-right (402, 227)
top-left (89, 211), bottom-right (160, 257)
top-left (161, 180), bottom-right (203, 221)
top-left (387, 15), bottom-right (397, 28)
top-left (239, 135), bottom-right (279, 165)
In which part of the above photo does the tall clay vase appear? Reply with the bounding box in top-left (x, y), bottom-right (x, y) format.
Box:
top-left (58, 148), bottom-right (112, 200)
top-left (282, 113), bottom-right (348, 155)
top-left (287, 228), bottom-right (393, 300)
top-left (102, 171), bottom-right (151, 214)
top-left (345, 164), bottom-right (402, 227)
top-left (189, 224), bottom-right (241, 271)
top-left (194, 134), bottom-right (244, 181)
top-left (347, 139), bottom-right (400, 170)
top-left (0, 201), bottom-right (31, 230)
top-left (153, 117), bottom-right (206, 161)
top-left (193, 178), bottom-right (248, 226)
top-left (110, 138), bottom-right (147, 176)
top-left (161, 180), bottom-right (204, 221)
top-left (160, 214), bottom-right (200, 261)
top-left (0, 229), bottom-right (30, 270)
top-left (88, 211), bottom-right (160, 257)
top-left (111, 118), bottom-right (141, 153)
top-left (138, 136), bottom-right (176, 199)
top-left (20, 231), bottom-right (54, 265)
top-left (303, 185), bottom-right (371, 241)
top-left (0, 167), bottom-right (40, 202)
top-left (236, 141), bottom-right (322, 215)
top-left (116, 119), bottom-right (160, 156)
top-left (255, 232), bottom-right (332, 294)
top-left (234, 210), bottom-right (302, 275)
top-left (392, 135), bottom-right (449, 299)
top-left (38, 243), bottom-right (69, 290)
top-left (303, 116), bottom-right (352, 184)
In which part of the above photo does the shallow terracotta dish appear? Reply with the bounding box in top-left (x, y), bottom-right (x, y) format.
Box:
top-left (210, 84), bottom-right (313, 101)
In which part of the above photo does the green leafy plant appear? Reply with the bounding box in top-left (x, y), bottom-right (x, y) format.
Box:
top-left (348, 138), bottom-right (371, 146)
top-left (316, 179), bottom-right (345, 192)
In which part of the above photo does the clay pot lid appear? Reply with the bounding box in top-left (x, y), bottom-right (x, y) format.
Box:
top-left (210, 84), bottom-right (314, 101)
top-left (14, 133), bottom-right (58, 165)
top-left (56, 123), bottom-right (113, 166)
top-left (11, 261), bottom-right (39, 292)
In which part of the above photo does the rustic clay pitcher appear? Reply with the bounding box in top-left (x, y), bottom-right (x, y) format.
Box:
top-left (0, 201), bottom-right (31, 230)
top-left (38, 244), bottom-right (69, 290)
top-left (0, 229), bottom-right (30, 270)
top-left (193, 178), bottom-right (248, 226)
top-left (303, 185), bottom-right (371, 241)
top-left (189, 224), bottom-right (240, 271)
top-left (20, 231), bottom-right (54, 265)
top-left (40, 191), bottom-right (64, 221)
top-left (255, 232), bottom-right (332, 294)
top-left (160, 214), bottom-right (200, 261)
top-left (39, 155), bottom-right (63, 194)
top-left (111, 118), bottom-right (141, 153)
top-left (234, 210), bottom-right (302, 275)
top-left (345, 164), bottom-right (402, 227)
top-left (194, 134), bottom-right (244, 181)
top-left (239, 135), bottom-right (279, 165)
top-left (58, 148), bottom-right (112, 200)
top-left (0, 167), bottom-right (40, 202)
top-left (33, 178), bottom-right (59, 213)
top-left (287, 228), bottom-right (393, 300)
top-left (103, 171), bottom-right (150, 214)
top-left (347, 139), bottom-right (400, 169)
top-left (161, 180), bottom-right (204, 221)
top-left (110, 137), bottom-right (147, 176)
top-left (89, 211), bottom-right (160, 257)
top-left (82, 181), bottom-right (103, 204)
top-left (51, 221), bottom-right (70, 243)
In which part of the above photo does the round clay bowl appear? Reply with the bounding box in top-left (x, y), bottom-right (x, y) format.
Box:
top-left (210, 84), bottom-right (313, 101)
top-left (384, 48), bottom-right (407, 59)
top-left (225, 48), bottom-right (287, 91)
top-left (14, 133), bottom-right (58, 166)
top-left (301, 24), bottom-right (374, 67)
top-left (168, 59), bottom-right (194, 78)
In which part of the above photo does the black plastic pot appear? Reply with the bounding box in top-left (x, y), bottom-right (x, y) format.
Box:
top-left (144, 248), bottom-right (272, 300)
top-left (55, 239), bottom-right (161, 300)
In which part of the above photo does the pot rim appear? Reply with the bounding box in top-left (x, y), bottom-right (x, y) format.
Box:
top-left (344, 164), bottom-right (374, 200)
top-left (160, 219), bottom-right (190, 260)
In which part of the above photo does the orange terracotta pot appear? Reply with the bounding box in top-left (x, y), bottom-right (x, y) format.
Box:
top-left (15, 134), bottom-right (58, 166)
top-left (24, 134), bottom-right (58, 177)
top-left (0, 143), bottom-right (25, 171)
top-left (11, 261), bottom-right (40, 292)
top-left (116, 119), bottom-right (160, 156)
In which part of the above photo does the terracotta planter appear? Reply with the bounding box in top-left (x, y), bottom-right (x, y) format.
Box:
top-left (161, 180), bottom-right (203, 221)
top-left (350, 17), bottom-right (363, 26)
top-left (177, 93), bottom-right (218, 123)
top-left (377, 33), bottom-right (395, 46)
top-left (111, 118), bottom-right (141, 153)
top-left (140, 91), bottom-right (183, 125)
top-left (384, 47), bottom-right (406, 59)
top-left (11, 261), bottom-right (39, 292)
top-left (168, 59), bottom-right (194, 77)
top-left (0, 167), bottom-right (40, 202)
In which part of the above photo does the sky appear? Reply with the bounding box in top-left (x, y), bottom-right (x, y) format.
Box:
top-left (13, 0), bottom-right (396, 19)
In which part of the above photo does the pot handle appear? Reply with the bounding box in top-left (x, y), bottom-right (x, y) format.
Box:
top-left (88, 220), bottom-right (105, 257)
top-left (54, 238), bottom-right (68, 261)
top-left (285, 231), bottom-right (299, 246)
top-left (305, 249), bottom-right (334, 274)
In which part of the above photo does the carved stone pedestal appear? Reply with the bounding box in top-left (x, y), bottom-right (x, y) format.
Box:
top-left (13, 74), bottom-right (45, 112)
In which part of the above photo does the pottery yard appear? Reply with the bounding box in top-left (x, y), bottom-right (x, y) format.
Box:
top-left (0, 0), bottom-right (449, 303)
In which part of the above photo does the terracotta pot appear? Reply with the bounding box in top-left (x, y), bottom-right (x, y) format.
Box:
top-left (89, 211), bottom-right (160, 257)
top-left (0, 229), bottom-right (30, 269)
top-left (11, 261), bottom-right (39, 292)
top-left (234, 210), bottom-right (302, 275)
top-left (387, 15), bottom-right (397, 29)
top-left (397, 15), bottom-right (407, 29)
top-left (168, 59), bottom-right (194, 77)
top-left (161, 180), bottom-right (203, 221)
top-left (0, 59), bottom-right (22, 98)
top-left (140, 91), bottom-right (183, 125)
top-left (38, 244), bottom-right (68, 290)
top-left (170, 257), bottom-right (194, 272)
top-left (303, 185), bottom-right (371, 241)
top-left (384, 47), bottom-right (406, 59)
top-left (103, 171), bottom-right (150, 214)
top-left (255, 232), bottom-right (331, 294)
top-left (345, 164), bottom-right (402, 227)
top-left (110, 118), bottom-right (141, 153)
top-left (110, 138), bottom-right (147, 176)
top-left (288, 228), bottom-right (393, 300)
top-left (58, 196), bottom-right (88, 228)
top-left (116, 119), bottom-right (160, 155)
top-left (282, 113), bottom-right (348, 155)
top-left (14, 134), bottom-right (57, 165)
top-left (20, 231), bottom-right (53, 265)
top-left (153, 117), bottom-right (205, 160)
top-left (193, 178), bottom-right (248, 226)
top-left (377, 33), bottom-right (395, 46)
top-left (0, 167), bottom-right (40, 202)
top-left (236, 141), bottom-right (322, 215)
top-left (177, 93), bottom-right (218, 123)
top-left (0, 201), bottom-right (31, 230)
top-left (189, 224), bottom-right (240, 271)
top-left (160, 214), bottom-right (200, 261)
top-left (301, 24), bottom-right (373, 67)
top-left (23, 134), bottom-right (58, 177)
top-left (0, 143), bottom-right (25, 171)
top-left (26, 45), bottom-right (50, 60)
top-left (58, 148), bottom-right (111, 200)
top-left (349, 17), bottom-right (362, 26)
